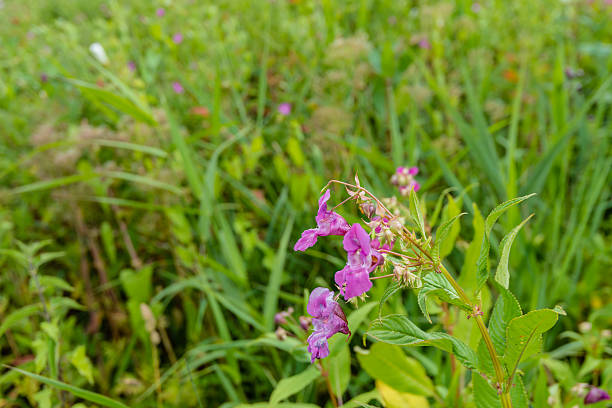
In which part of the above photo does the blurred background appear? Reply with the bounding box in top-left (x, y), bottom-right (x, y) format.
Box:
top-left (0, 0), bottom-right (610, 407)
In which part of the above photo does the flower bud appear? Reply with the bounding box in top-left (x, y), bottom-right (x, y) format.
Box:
top-left (578, 321), bottom-right (592, 333)
top-left (275, 327), bottom-right (288, 341)
top-left (299, 316), bottom-right (312, 331)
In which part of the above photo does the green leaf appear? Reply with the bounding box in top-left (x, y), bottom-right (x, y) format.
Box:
top-left (459, 203), bottom-right (484, 293)
top-left (437, 196), bottom-right (463, 261)
top-left (329, 302), bottom-right (377, 357)
top-left (263, 216), bottom-right (294, 331)
top-left (367, 315), bottom-right (478, 370)
top-left (473, 373), bottom-right (501, 408)
top-left (409, 189), bottom-right (426, 238)
top-left (378, 279), bottom-right (402, 319)
top-left (342, 390), bottom-right (380, 408)
top-left (504, 309), bottom-right (561, 379)
top-left (357, 342), bottom-right (434, 396)
top-left (0, 304), bottom-right (40, 338)
top-left (65, 78), bottom-right (156, 125)
top-left (432, 212), bottom-right (465, 265)
top-left (70, 345), bottom-right (94, 384)
top-left (472, 371), bottom-right (528, 408)
top-left (476, 194), bottom-right (536, 293)
top-left (494, 215), bottom-right (533, 289)
top-left (488, 284), bottom-right (522, 355)
top-left (269, 365), bottom-right (319, 404)
top-left (6, 366), bottom-right (130, 408)
top-left (417, 273), bottom-right (471, 324)
top-left (327, 338), bottom-right (350, 396)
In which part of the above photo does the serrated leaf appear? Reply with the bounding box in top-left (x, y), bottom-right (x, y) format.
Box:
top-left (473, 373), bottom-right (501, 408)
top-left (437, 196), bottom-right (463, 261)
top-left (476, 194), bottom-right (536, 293)
top-left (459, 203), bottom-right (484, 293)
top-left (494, 215), bottom-right (533, 289)
top-left (70, 345), bottom-right (94, 384)
top-left (269, 365), bottom-right (319, 404)
top-left (504, 309), bottom-right (561, 379)
top-left (36, 276), bottom-right (74, 292)
top-left (409, 189), bottom-right (426, 238)
top-left (376, 380), bottom-right (429, 408)
top-left (367, 315), bottom-right (478, 370)
top-left (417, 273), bottom-right (471, 324)
top-left (357, 342), bottom-right (434, 396)
top-left (489, 284), bottom-right (522, 354)
top-left (0, 304), bottom-right (41, 338)
top-left (473, 371), bottom-right (528, 408)
top-left (432, 212), bottom-right (465, 265)
top-left (378, 279), bottom-right (402, 318)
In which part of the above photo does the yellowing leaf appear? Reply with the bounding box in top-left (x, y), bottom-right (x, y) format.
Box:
top-left (376, 380), bottom-right (429, 408)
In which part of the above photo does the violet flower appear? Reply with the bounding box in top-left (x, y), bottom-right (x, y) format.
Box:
top-left (294, 190), bottom-right (350, 251)
top-left (172, 81), bottom-right (184, 94)
top-left (585, 387), bottom-right (610, 404)
top-left (156, 8), bottom-right (165, 17)
top-left (278, 103), bottom-right (291, 116)
top-left (306, 287), bottom-right (350, 363)
top-left (173, 33), bottom-right (183, 44)
top-left (335, 224), bottom-right (383, 299)
top-left (127, 61), bottom-right (136, 72)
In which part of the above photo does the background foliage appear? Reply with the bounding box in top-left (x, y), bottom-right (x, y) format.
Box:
top-left (0, 0), bottom-right (610, 407)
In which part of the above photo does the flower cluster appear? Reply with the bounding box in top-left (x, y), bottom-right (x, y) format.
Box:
top-left (390, 166), bottom-right (420, 196)
top-left (295, 189), bottom-right (391, 362)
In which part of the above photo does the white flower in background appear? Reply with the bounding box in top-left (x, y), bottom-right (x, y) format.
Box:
top-left (89, 42), bottom-right (109, 65)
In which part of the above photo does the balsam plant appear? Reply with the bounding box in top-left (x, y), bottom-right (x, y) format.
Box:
top-left (291, 172), bottom-right (568, 408)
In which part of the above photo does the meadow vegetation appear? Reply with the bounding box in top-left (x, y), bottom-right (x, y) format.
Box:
top-left (0, 0), bottom-right (610, 407)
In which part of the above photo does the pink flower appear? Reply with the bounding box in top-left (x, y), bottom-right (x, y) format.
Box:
top-left (172, 33), bottom-right (183, 44)
top-left (391, 166), bottom-right (421, 195)
top-left (172, 81), bottom-right (184, 94)
top-left (335, 224), bottom-right (383, 299)
top-left (418, 39), bottom-right (431, 50)
top-left (278, 103), bottom-right (291, 116)
top-left (585, 387), bottom-right (610, 404)
top-left (294, 190), bottom-right (350, 251)
top-left (306, 288), bottom-right (350, 362)
top-left (127, 61), bottom-right (136, 72)
top-left (156, 8), bottom-right (165, 17)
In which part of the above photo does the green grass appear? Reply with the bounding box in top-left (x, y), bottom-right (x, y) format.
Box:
top-left (0, 0), bottom-right (610, 407)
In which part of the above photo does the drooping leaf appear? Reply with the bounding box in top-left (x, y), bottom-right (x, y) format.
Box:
top-left (367, 314), bottom-right (478, 370)
top-left (357, 342), bottom-right (434, 396)
top-left (269, 365), bottom-right (319, 404)
top-left (494, 215), bottom-right (533, 289)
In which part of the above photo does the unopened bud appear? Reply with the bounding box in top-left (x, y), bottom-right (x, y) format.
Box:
top-left (275, 327), bottom-right (288, 340)
top-left (299, 316), bottom-right (312, 331)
